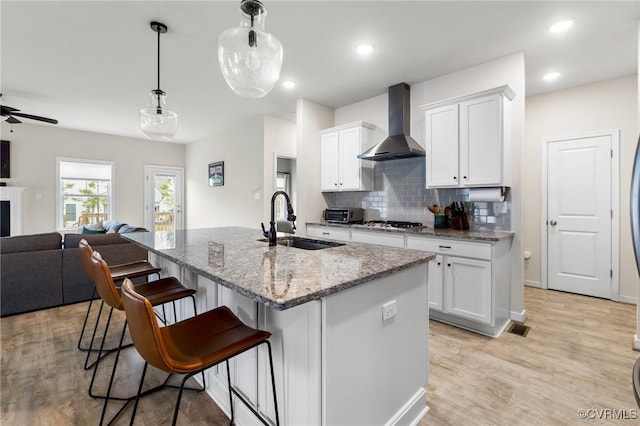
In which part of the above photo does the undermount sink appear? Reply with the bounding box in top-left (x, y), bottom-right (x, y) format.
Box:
top-left (259, 236), bottom-right (345, 250)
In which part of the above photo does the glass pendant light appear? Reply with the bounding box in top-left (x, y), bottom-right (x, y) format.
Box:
top-left (218, 0), bottom-right (283, 98)
top-left (139, 21), bottom-right (178, 141)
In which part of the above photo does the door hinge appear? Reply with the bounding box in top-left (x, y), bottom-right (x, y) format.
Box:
top-left (611, 149), bottom-right (613, 158)
top-left (611, 269), bottom-right (613, 278)
top-left (611, 209), bottom-right (613, 218)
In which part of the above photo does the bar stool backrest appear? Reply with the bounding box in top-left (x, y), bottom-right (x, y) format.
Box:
top-left (90, 251), bottom-right (124, 310)
top-left (79, 239), bottom-right (95, 280)
top-left (121, 279), bottom-right (173, 372)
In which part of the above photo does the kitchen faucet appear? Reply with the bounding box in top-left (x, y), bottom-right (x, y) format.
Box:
top-left (261, 190), bottom-right (296, 246)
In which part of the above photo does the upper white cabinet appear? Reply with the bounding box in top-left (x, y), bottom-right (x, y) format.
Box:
top-left (320, 122), bottom-right (375, 192)
top-left (421, 85), bottom-right (515, 188)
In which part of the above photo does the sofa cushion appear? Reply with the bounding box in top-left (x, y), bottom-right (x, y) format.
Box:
top-left (81, 226), bottom-right (106, 234)
top-left (0, 232), bottom-right (62, 254)
top-left (63, 232), bottom-right (128, 249)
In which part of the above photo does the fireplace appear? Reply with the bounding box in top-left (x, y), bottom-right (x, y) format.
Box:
top-left (0, 187), bottom-right (27, 236)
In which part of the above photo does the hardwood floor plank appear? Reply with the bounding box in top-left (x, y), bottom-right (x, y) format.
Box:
top-left (2, 286), bottom-right (639, 425)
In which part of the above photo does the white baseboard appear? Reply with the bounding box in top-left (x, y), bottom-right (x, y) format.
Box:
top-left (618, 295), bottom-right (637, 305)
top-left (385, 387), bottom-right (429, 426)
top-left (524, 280), bottom-right (541, 288)
top-left (510, 309), bottom-right (527, 323)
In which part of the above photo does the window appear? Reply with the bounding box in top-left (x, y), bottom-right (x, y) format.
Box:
top-left (275, 172), bottom-right (290, 220)
top-left (57, 158), bottom-right (114, 229)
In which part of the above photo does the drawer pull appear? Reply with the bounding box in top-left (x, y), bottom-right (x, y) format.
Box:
top-left (447, 263), bottom-right (451, 267)
top-left (437, 262), bottom-right (441, 266)
top-left (322, 232), bottom-right (330, 235)
top-left (439, 245), bottom-right (452, 249)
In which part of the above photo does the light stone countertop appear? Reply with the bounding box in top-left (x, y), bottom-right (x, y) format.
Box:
top-left (122, 227), bottom-right (434, 310)
top-left (306, 221), bottom-right (514, 241)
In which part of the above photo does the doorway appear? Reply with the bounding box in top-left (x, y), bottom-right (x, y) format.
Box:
top-left (541, 130), bottom-right (619, 300)
top-left (274, 155), bottom-right (297, 221)
top-left (144, 165), bottom-right (184, 232)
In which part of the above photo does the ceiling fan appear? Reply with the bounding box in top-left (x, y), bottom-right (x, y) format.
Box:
top-left (0, 94), bottom-right (58, 125)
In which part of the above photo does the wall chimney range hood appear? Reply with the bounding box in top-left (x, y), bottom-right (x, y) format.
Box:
top-left (358, 82), bottom-right (425, 161)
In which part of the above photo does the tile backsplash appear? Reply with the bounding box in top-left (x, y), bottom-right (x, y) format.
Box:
top-left (323, 157), bottom-right (511, 230)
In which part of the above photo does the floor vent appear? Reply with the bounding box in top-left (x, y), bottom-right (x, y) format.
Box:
top-left (508, 322), bottom-right (530, 337)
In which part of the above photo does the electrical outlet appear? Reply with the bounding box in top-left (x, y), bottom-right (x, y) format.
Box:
top-left (382, 300), bottom-right (397, 321)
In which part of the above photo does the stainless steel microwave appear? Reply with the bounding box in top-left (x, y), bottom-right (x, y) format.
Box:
top-left (323, 208), bottom-right (364, 223)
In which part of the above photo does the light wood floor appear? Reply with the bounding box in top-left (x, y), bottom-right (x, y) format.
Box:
top-left (1, 287), bottom-right (639, 425)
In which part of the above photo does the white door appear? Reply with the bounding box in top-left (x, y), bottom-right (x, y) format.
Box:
top-left (144, 165), bottom-right (184, 232)
top-left (444, 256), bottom-right (492, 324)
top-left (320, 132), bottom-right (340, 191)
top-left (460, 94), bottom-right (502, 186)
top-left (547, 135), bottom-right (612, 298)
top-left (425, 104), bottom-right (459, 187)
top-left (338, 127), bottom-right (361, 190)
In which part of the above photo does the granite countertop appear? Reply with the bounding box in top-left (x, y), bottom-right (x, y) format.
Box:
top-left (122, 227), bottom-right (434, 311)
top-left (306, 221), bottom-right (514, 241)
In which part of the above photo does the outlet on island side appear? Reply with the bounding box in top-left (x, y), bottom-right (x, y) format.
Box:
top-left (382, 300), bottom-right (397, 321)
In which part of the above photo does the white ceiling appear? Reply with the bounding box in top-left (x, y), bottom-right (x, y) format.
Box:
top-left (1, 1), bottom-right (638, 143)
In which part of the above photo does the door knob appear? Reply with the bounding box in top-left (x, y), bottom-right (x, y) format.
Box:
top-left (550, 220), bottom-right (557, 226)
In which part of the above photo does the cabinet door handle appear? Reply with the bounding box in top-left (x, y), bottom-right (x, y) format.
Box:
top-left (439, 245), bottom-right (452, 249)
top-left (339, 182), bottom-right (343, 186)
top-left (447, 263), bottom-right (451, 267)
top-left (334, 183), bottom-right (338, 186)
top-left (437, 262), bottom-right (441, 266)
top-left (463, 176), bottom-right (467, 179)
top-left (453, 176), bottom-right (457, 180)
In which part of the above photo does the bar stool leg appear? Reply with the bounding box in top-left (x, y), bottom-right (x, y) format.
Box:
top-left (226, 360), bottom-right (234, 425)
top-left (129, 362), bottom-right (149, 426)
top-left (77, 288), bottom-right (97, 351)
top-left (99, 321), bottom-right (129, 426)
top-left (88, 307), bottom-right (114, 398)
top-left (266, 341), bottom-right (280, 426)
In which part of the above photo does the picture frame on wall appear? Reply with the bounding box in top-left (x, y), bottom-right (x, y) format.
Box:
top-left (208, 161), bottom-right (224, 187)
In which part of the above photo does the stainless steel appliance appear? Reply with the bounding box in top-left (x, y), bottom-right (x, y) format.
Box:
top-left (323, 208), bottom-right (364, 223)
top-left (357, 83), bottom-right (425, 161)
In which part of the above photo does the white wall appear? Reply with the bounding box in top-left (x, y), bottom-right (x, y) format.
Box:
top-left (0, 122), bottom-right (185, 234)
top-left (262, 116), bottom-right (297, 221)
top-left (296, 99), bottom-right (334, 233)
top-left (185, 117), bottom-right (264, 229)
top-left (525, 75), bottom-right (638, 300)
top-left (336, 53), bottom-right (527, 320)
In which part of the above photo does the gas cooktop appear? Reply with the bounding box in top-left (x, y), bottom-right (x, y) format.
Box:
top-left (357, 220), bottom-right (423, 229)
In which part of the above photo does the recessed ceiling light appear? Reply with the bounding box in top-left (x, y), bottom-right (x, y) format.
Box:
top-left (543, 71), bottom-right (561, 81)
top-left (356, 43), bottom-right (374, 56)
top-left (281, 80), bottom-right (296, 89)
top-left (549, 18), bottom-right (575, 33)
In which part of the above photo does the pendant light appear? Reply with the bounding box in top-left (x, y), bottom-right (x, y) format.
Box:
top-left (218, 0), bottom-right (283, 98)
top-left (139, 21), bottom-right (178, 141)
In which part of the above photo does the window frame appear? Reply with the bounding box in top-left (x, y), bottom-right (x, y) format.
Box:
top-left (56, 157), bottom-right (115, 231)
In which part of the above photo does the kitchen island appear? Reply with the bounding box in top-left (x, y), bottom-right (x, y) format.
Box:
top-left (123, 227), bottom-right (434, 426)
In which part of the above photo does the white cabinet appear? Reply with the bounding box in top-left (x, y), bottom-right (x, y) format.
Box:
top-left (407, 235), bottom-right (511, 337)
top-left (421, 85), bottom-right (515, 188)
top-left (351, 229), bottom-right (405, 247)
top-left (445, 256), bottom-right (492, 324)
top-left (320, 122), bottom-right (375, 192)
top-left (306, 224), bottom-right (351, 241)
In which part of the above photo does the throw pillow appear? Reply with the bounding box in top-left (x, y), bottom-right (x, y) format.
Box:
top-left (81, 226), bottom-right (106, 234)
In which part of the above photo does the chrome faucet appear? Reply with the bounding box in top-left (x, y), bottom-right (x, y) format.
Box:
top-left (261, 190), bottom-right (296, 246)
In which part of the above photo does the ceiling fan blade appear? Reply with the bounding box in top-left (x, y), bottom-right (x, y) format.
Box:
top-left (10, 111), bottom-right (58, 125)
top-left (6, 116), bottom-right (21, 124)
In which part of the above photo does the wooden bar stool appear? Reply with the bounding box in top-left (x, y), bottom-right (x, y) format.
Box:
top-left (89, 251), bottom-right (199, 425)
top-left (121, 278), bottom-right (280, 426)
top-left (77, 239), bottom-right (162, 362)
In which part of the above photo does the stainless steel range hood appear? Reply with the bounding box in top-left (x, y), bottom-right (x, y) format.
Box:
top-left (358, 83), bottom-right (425, 161)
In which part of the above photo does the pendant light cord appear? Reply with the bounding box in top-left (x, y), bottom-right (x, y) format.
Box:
top-left (155, 27), bottom-right (162, 114)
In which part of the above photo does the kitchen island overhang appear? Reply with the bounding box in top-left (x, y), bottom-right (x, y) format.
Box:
top-left (123, 227), bottom-right (434, 425)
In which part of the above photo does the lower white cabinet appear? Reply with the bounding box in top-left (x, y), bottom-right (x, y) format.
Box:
top-left (306, 225), bottom-right (351, 241)
top-left (350, 229), bottom-right (405, 247)
top-left (407, 235), bottom-right (510, 337)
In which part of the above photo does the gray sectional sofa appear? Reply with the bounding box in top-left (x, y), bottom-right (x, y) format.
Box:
top-left (0, 231), bottom-right (149, 317)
